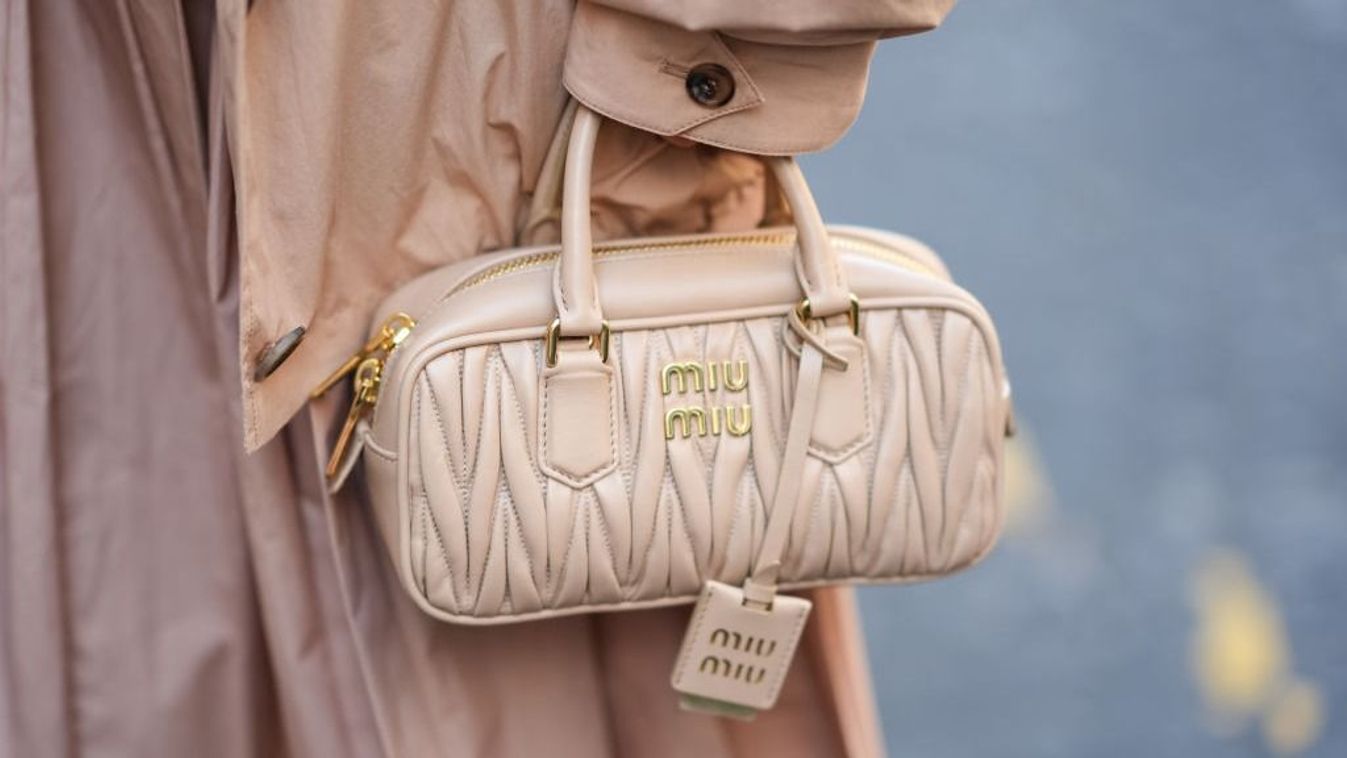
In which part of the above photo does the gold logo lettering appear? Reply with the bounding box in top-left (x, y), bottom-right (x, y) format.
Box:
top-left (661, 359), bottom-right (753, 438)
top-left (723, 360), bottom-right (749, 392)
top-left (661, 362), bottom-right (705, 394)
top-left (664, 407), bottom-right (708, 439)
top-left (725, 405), bottom-right (751, 437)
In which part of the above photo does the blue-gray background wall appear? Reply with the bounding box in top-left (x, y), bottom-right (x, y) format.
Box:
top-left (805, 2), bottom-right (1347, 755)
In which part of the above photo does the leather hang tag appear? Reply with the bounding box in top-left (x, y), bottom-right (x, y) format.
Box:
top-left (670, 581), bottom-right (812, 720)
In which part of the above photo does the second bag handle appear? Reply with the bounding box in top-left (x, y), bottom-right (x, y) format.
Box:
top-left (550, 105), bottom-right (855, 348)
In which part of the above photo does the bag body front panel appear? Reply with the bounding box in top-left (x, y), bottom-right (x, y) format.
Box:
top-left (394, 299), bottom-right (1004, 624)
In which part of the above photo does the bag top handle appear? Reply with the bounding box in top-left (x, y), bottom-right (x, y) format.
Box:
top-left (552, 104), bottom-right (854, 341)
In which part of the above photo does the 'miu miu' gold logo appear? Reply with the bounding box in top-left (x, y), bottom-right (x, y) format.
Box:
top-left (662, 360), bottom-right (752, 440)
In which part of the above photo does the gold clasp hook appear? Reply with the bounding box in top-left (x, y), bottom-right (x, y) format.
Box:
top-left (311, 312), bottom-right (415, 398)
top-left (314, 312), bottom-right (416, 484)
top-left (325, 357), bottom-right (384, 479)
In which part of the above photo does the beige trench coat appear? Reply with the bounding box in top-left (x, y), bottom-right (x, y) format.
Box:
top-left (1, 1), bottom-right (954, 755)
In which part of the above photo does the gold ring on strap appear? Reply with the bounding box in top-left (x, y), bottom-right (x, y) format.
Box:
top-left (796, 293), bottom-right (860, 336)
top-left (544, 318), bottom-right (610, 367)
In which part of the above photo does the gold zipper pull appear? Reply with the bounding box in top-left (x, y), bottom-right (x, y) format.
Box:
top-left (312, 352), bottom-right (370, 400)
top-left (325, 357), bottom-right (383, 479)
top-left (311, 312), bottom-right (416, 398)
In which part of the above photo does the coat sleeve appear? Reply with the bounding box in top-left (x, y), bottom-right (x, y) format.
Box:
top-left (564, 0), bottom-right (957, 154)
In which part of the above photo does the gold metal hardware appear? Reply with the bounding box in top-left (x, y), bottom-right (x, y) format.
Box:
top-left (661, 362), bottom-right (703, 394)
top-left (722, 361), bottom-right (749, 392)
top-left (315, 313), bottom-right (414, 482)
top-left (797, 293), bottom-right (861, 336)
top-left (325, 357), bottom-right (383, 479)
top-left (312, 312), bottom-right (416, 398)
top-left (660, 360), bottom-right (750, 395)
top-left (665, 407), bottom-right (707, 439)
top-left (544, 318), bottom-right (610, 367)
top-left (724, 405), bottom-right (752, 436)
top-left (661, 359), bottom-right (752, 439)
top-left (664, 406), bottom-right (752, 440)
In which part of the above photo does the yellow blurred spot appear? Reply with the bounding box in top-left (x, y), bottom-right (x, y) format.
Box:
top-left (1264, 679), bottom-right (1325, 756)
top-left (1191, 551), bottom-right (1287, 720)
top-left (1001, 429), bottom-right (1052, 534)
top-left (1188, 549), bottom-right (1325, 754)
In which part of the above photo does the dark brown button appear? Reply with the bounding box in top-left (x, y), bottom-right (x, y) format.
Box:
top-left (253, 326), bottom-right (306, 381)
top-left (685, 63), bottom-right (735, 108)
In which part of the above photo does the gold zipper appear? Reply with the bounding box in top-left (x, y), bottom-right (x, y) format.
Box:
top-left (447, 231), bottom-right (935, 299)
top-left (317, 312), bottom-right (415, 477)
top-left (831, 235), bottom-right (938, 276)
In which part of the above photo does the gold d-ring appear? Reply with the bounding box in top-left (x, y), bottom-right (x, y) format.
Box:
top-left (797, 294), bottom-right (860, 336)
top-left (544, 318), bottom-right (610, 367)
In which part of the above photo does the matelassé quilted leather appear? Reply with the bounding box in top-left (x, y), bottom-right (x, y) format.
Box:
top-left (398, 306), bottom-right (1002, 621)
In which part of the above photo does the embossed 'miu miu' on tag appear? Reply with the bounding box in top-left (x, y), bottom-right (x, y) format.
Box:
top-left (661, 360), bottom-right (752, 439)
top-left (699, 627), bottom-right (778, 684)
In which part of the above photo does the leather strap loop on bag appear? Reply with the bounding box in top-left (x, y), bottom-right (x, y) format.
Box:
top-left (747, 314), bottom-right (851, 602)
top-left (553, 105), bottom-right (856, 340)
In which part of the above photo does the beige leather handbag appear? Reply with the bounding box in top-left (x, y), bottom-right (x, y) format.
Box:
top-left (320, 105), bottom-right (1011, 718)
